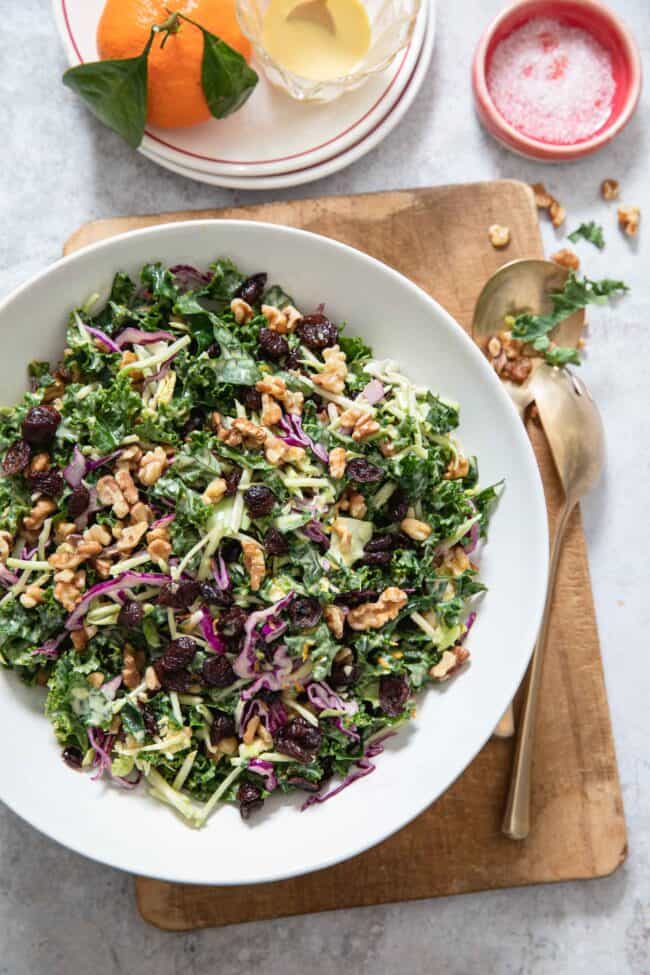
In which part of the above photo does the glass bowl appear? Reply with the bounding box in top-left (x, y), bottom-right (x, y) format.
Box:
top-left (236, 0), bottom-right (423, 102)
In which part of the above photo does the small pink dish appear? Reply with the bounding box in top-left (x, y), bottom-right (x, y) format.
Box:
top-left (472, 0), bottom-right (642, 161)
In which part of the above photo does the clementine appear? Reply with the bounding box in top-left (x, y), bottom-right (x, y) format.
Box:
top-left (97, 0), bottom-right (252, 129)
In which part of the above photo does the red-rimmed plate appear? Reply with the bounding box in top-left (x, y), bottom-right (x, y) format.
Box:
top-left (53, 0), bottom-right (430, 180)
top-left (139, 3), bottom-right (435, 189)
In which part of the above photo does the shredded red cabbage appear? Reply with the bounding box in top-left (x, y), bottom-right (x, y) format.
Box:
top-left (86, 450), bottom-right (123, 472)
top-left (199, 607), bottom-right (227, 654)
top-left (306, 680), bottom-right (358, 716)
top-left (360, 379), bottom-right (385, 405)
top-left (301, 520), bottom-right (330, 549)
top-left (334, 717), bottom-right (360, 742)
top-left (464, 611), bottom-right (477, 635)
top-left (212, 552), bottom-right (230, 590)
top-left (87, 727), bottom-right (114, 781)
top-left (248, 758), bottom-right (278, 792)
top-left (88, 727), bottom-right (141, 789)
top-left (115, 327), bottom-right (174, 348)
top-left (240, 695), bottom-right (288, 736)
top-left (84, 325), bottom-right (121, 354)
top-left (170, 264), bottom-right (212, 290)
top-left (100, 674), bottom-right (122, 700)
top-left (301, 732), bottom-right (396, 810)
top-left (66, 571), bottom-right (171, 630)
top-left (30, 631), bottom-right (67, 659)
top-left (143, 362), bottom-right (171, 386)
top-left (63, 445), bottom-right (87, 488)
top-left (261, 617), bottom-right (287, 643)
top-left (462, 520), bottom-right (480, 554)
top-left (278, 414), bottom-right (329, 464)
top-left (240, 643), bottom-right (293, 699)
top-left (0, 565), bottom-right (20, 588)
top-left (233, 592), bottom-right (294, 679)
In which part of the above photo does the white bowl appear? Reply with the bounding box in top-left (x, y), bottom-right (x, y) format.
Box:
top-left (0, 222), bottom-right (548, 885)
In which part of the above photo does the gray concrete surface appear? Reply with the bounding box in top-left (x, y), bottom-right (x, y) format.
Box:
top-left (1, 1), bottom-right (648, 971)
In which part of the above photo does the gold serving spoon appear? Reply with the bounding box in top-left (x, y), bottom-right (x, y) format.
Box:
top-left (473, 258), bottom-right (583, 739)
top-left (473, 258), bottom-right (604, 838)
top-left (287, 0), bottom-right (336, 33)
top-left (501, 364), bottom-right (604, 838)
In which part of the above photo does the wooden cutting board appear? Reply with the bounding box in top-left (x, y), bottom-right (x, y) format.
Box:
top-left (64, 181), bottom-right (626, 931)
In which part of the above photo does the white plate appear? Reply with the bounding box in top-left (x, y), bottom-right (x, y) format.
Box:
top-left (53, 0), bottom-right (429, 178)
top-left (139, 6), bottom-right (435, 190)
top-left (0, 221), bottom-right (548, 885)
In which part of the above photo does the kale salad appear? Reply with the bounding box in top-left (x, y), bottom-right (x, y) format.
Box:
top-left (0, 260), bottom-right (499, 825)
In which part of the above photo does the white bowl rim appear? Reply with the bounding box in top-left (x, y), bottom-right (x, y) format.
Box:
top-left (0, 220), bottom-right (549, 885)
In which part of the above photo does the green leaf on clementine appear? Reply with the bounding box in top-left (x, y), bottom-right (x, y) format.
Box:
top-left (62, 32), bottom-right (153, 149)
top-left (199, 29), bottom-right (258, 119)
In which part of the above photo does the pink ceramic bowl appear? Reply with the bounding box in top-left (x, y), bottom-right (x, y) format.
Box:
top-left (472, 0), bottom-right (642, 161)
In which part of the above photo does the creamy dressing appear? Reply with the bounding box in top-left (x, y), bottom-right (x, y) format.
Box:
top-left (262, 0), bottom-right (371, 81)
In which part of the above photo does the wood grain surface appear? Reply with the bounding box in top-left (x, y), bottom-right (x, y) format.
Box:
top-left (64, 181), bottom-right (627, 932)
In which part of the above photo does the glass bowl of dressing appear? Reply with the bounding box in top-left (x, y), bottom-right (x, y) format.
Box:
top-left (236, 0), bottom-right (422, 101)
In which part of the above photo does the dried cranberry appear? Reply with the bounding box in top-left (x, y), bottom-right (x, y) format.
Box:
top-left (178, 581), bottom-right (202, 606)
top-left (258, 327), bottom-right (289, 361)
top-left (217, 605), bottom-right (247, 638)
top-left (117, 600), bottom-right (143, 629)
top-left (365, 534), bottom-right (396, 553)
top-left (209, 708), bottom-right (236, 744)
top-left (286, 775), bottom-right (320, 793)
top-left (62, 745), bottom-right (83, 770)
top-left (238, 781), bottom-right (264, 820)
top-left (235, 272), bottom-right (267, 306)
top-left (275, 716), bottom-right (322, 763)
top-left (27, 468), bottom-right (64, 499)
top-left (182, 407), bottom-right (207, 436)
top-left (386, 489), bottom-right (409, 523)
top-left (242, 386), bottom-right (262, 413)
top-left (284, 349), bottom-right (302, 371)
top-left (157, 584), bottom-right (180, 608)
top-left (207, 342), bottom-right (221, 358)
top-left (158, 636), bottom-right (197, 672)
top-left (202, 655), bottom-right (236, 688)
top-left (379, 674), bottom-right (410, 717)
top-left (264, 527), bottom-right (288, 556)
top-left (330, 653), bottom-right (358, 689)
top-left (289, 596), bottom-right (322, 630)
top-left (155, 667), bottom-right (193, 692)
top-left (296, 314), bottom-right (339, 350)
top-left (346, 458), bottom-right (384, 483)
top-left (223, 466), bottom-right (242, 497)
top-left (2, 440), bottom-right (31, 475)
top-left (221, 538), bottom-right (242, 563)
top-left (244, 485), bottom-right (276, 517)
top-left (333, 589), bottom-right (378, 607)
top-left (141, 704), bottom-right (159, 737)
top-left (363, 533), bottom-right (411, 558)
top-left (360, 550), bottom-right (392, 566)
top-left (21, 405), bottom-right (61, 446)
top-left (199, 581), bottom-right (233, 607)
top-left (67, 484), bottom-right (90, 518)
top-left (157, 581), bottom-right (200, 610)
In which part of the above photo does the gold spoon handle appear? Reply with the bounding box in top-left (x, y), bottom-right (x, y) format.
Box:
top-left (502, 499), bottom-right (575, 839)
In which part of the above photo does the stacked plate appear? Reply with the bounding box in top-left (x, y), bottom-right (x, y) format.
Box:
top-left (53, 0), bottom-right (435, 190)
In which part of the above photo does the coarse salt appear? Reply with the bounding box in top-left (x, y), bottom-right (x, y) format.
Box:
top-left (487, 17), bottom-right (616, 144)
